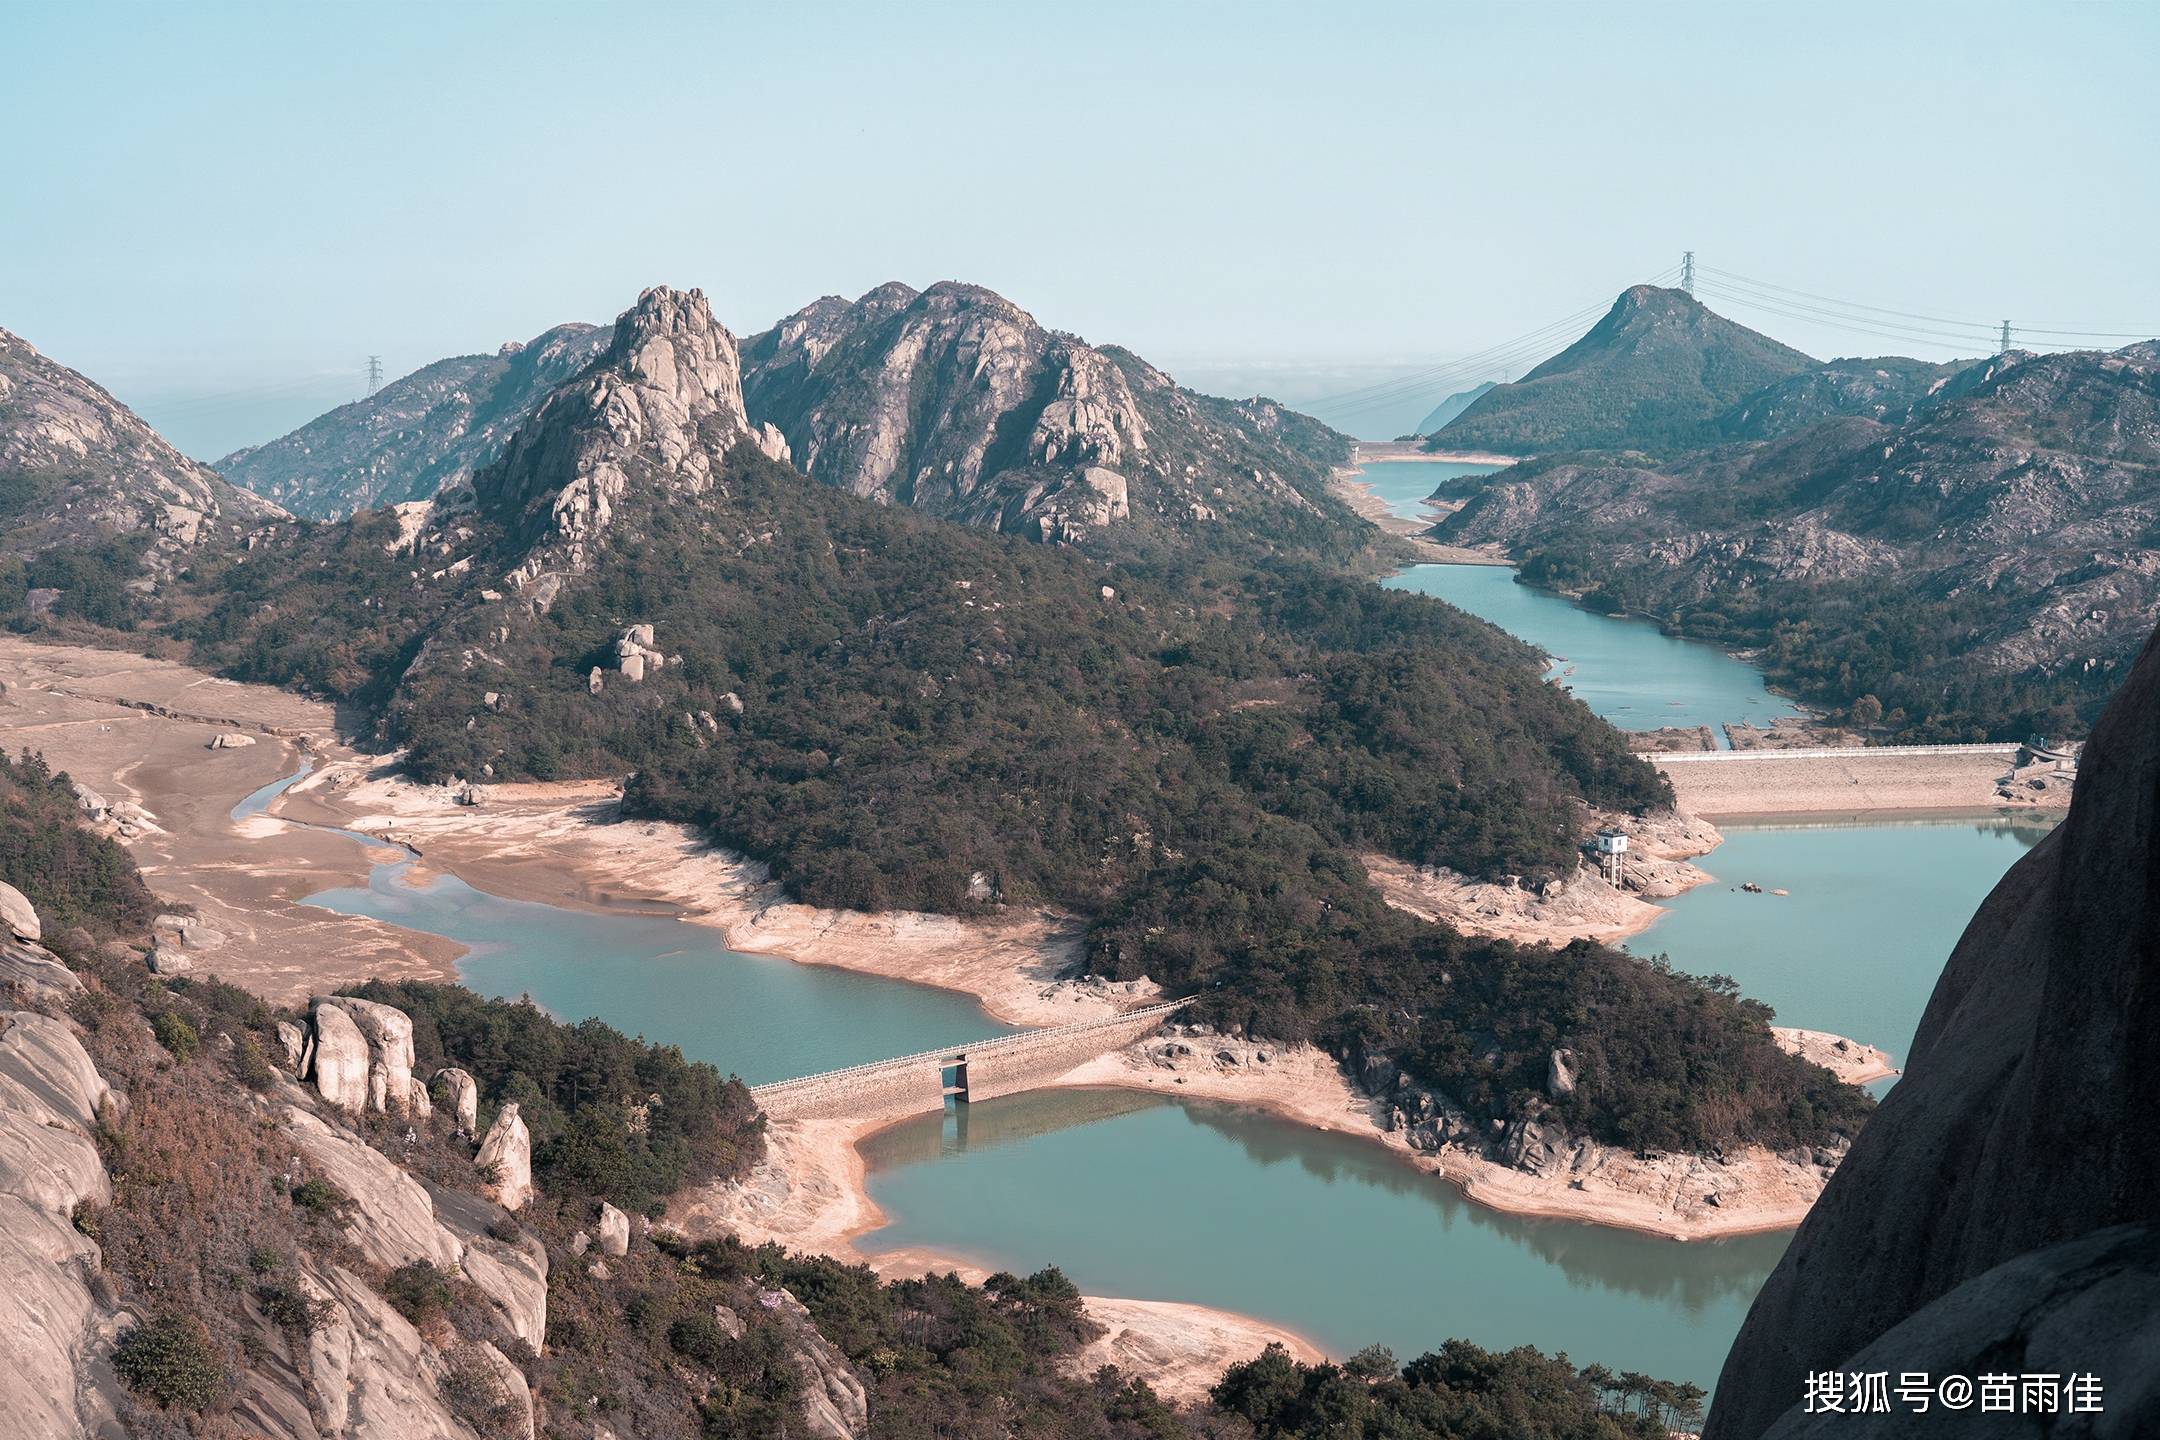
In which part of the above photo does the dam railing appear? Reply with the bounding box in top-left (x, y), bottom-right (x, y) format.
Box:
top-left (1640, 743), bottom-right (2022, 764)
top-left (749, 997), bottom-right (1193, 1102)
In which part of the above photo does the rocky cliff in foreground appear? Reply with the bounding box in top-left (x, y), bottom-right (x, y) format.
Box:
top-left (1706, 621), bottom-right (2160, 1439)
top-left (216, 323), bottom-right (610, 518)
top-left (741, 281), bottom-right (1356, 555)
top-left (0, 325), bottom-right (280, 580)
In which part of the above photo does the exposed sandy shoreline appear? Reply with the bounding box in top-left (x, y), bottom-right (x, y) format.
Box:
top-left (0, 639), bottom-right (460, 1002)
top-left (1330, 461), bottom-right (1512, 566)
top-left (1363, 807), bottom-right (1723, 947)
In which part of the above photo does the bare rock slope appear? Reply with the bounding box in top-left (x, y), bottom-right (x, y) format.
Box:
top-left (0, 325), bottom-right (281, 573)
top-left (1706, 621), bottom-right (2160, 1438)
top-left (741, 281), bottom-right (1354, 552)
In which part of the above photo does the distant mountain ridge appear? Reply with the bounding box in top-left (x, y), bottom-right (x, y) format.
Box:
top-left (215, 322), bottom-right (609, 517)
top-left (1427, 285), bottom-right (1818, 456)
top-left (0, 325), bottom-right (280, 601)
top-left (741, 280), bottom-right (1355, 554)
top-left (1413, 380), bottom-right (1496, 436)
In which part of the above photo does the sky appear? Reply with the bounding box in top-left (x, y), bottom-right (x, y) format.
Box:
top-left (5, 0), bottom-right (2157, 452)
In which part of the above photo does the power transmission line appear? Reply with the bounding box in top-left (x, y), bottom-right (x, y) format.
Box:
top-left (1307, 264), bottom-right (1686, 420)
top-left (365, 355), bottom-right (384, 394)
top-left (1682, 250), bottom-right (1694, 296)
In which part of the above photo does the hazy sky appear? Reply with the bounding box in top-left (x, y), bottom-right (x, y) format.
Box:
top-left (6, 0), bottom-right (2157, 452)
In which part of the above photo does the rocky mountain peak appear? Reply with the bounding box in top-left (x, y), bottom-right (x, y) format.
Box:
top-left (602, 287), bottom-right (747, 426)
top-left (459, 285), bottom-right (782, 610)
top-left (739, 280), bottom-right (1351, 552)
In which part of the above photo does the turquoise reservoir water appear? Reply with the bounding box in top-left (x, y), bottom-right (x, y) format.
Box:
top-left (1631, 814), bottom-right (2051, 1071)
top-left (303, 861), bottom-right (1017, 1086)
top-left (1357, 460), bottom-right (1496, 521)
top-left (853, 815), bottom-right (2051, 1387)
top-left (1383, 564), bottom-right (1800, 739)
top-left (860, 1089), bottom-right (1785, 1386)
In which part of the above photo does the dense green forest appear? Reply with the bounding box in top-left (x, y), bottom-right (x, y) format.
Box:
top-left (146, 443), bottom-right (1861, 1155)
top-left (0, 748), bottom-right (158, 940)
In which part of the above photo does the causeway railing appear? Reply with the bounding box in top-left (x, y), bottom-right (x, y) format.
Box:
top-left (749, 998), bottom-right (1193, 1100)
top-left (1641, 743), bottom-right (2023, 764)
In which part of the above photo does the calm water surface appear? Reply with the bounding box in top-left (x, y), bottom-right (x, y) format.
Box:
top-left (303, 861), bottom-right (1016, 1086)
top-left (861, 1090), bottom-right (1784, 1386)
top-left (1631, 814), bottom-right (2052, 1071)
top-left (1384, 564), bottom-right (1800, 740)
top-left (1356, 460), bottom-right (1495, 521)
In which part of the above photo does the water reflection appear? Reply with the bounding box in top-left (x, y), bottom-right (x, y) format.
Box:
top-left (859, 1089), bottom-right (1786, 1385)
top-left (304, 862), bottom-right (1018, 1087)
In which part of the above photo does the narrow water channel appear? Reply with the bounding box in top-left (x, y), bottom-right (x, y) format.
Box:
top-left (1384, 564), bottom-right (1800, 740)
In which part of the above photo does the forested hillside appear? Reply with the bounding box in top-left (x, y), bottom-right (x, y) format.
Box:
top-left (1425, 287), bottom-right (1816, 456)
top-left (1437, 341), bottom-right (2160, 738)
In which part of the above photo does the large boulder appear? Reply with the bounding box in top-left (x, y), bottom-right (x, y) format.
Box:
top-left (1758, 1225), bottom-right (2160, 1439)
top-left (476, 1103), bottom-right (533, 1211)
top-left (434, 1067), bottom-right (479, 1133)
top-left (317, 996), bottom-right (416, 1115)
top-left (1709, 625), bottom-right (2160, 1438)
top-left (596, 1201), bottom-right (630, 1257)
top-left (306, 1001), bottom-right (371, 1113)
top-left (0, 883), bottom-right (39, 943)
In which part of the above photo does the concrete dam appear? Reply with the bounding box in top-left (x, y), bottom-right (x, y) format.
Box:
top-left (751, 999), bottom-right (1192, 1123)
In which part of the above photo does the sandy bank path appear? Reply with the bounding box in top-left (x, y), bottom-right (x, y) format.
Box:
top-left (1329, 470), bottom-right (1510, 566)
top-left (275, 759), bottom-right (1148, 1030)
top-left (0, 639), bottom-right (459, 1002)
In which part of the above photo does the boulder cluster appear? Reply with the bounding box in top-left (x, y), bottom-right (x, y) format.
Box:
top-left (287, 996), bottom-right (530, 1209)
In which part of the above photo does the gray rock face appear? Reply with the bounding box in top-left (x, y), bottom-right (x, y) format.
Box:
top-left (216, 321), bottom-right (610, 518)
top-left (476, 287), bottom-right (754, 609)
top-left (307, 999), bottom-right (372, 1112)
top-left (740, 280), bottom-right (1353, 552)
top-left (476, 1102), bottom-right (534, 1211)
top-left (764, 1288), bottom-right (869, 1439)
top-left (0, 325), bottom-right (281, 578)
top-left (318, 995), bottom-right (417, 1115)
top-left (0, 881), bottom-right (38, 942)
top-left (596, 1201), bottom-right (630, 1257)
top-left (1546, 1047), bottom-right (1578, 1099)
top-left (275, 1020), bottom-right (306, 1070)
top-left (1757, 1226), bottom-right (2160, 1439)
top-left (0, 956), bottom-right (123, 1440)
top-left (435, 1066), bottom-right (480, 1133)
top-left (1708, 623), bottom-right (2160, 1438)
